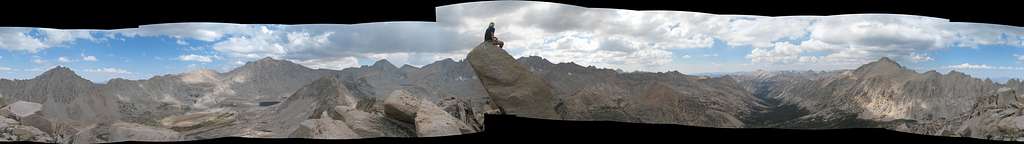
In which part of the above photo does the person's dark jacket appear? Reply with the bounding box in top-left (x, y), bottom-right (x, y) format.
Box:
top-left (485, 25), bottom-right (495, 41)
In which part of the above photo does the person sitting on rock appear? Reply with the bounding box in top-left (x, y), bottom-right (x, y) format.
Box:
top-left (492, 36), bottom-right (504, 48)
top-left (485, 22), bottom-right (505, 48)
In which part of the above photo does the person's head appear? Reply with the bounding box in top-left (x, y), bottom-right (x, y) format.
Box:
top-left (489, 22), bottom-right (494, 27)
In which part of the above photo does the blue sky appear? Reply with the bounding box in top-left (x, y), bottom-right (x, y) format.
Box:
top-left (1, 1), bottom-right (1023, 83)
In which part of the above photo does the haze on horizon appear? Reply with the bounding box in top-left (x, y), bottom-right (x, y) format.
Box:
top-left (0, 1), bottom-right (1022, 82)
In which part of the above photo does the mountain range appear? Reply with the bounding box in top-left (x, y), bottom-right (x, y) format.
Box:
top-left (0, 42), bottom-right (1021, 143)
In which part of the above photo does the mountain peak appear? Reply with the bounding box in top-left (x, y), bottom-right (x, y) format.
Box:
top-left (371, 59), bottom-right (397, 69)
top-left (924, 70), bottom-right (941, 77)
top-left (438, 58), bottom-right (456, 63)
top-left (42, 66), bottom-right (73, 75)
top-left (285, 76), bottom-right (357, 109)
top-left (878, 56), bottom-right (896, 63)
top-left (870, 57), bottom-right (902, 68)
top-left (516, 56), bottom-right (553, 65)
top-left (400, 64), bottom-right (418, 69)
top-left (227, 56), bottom-right (311, 76)
top-left (253, 57), bottom-right (285, 65)
top-left (245, 57), bottom-right (304, 67)
top-left (854, 57), bottom-right (907, 75)
top-left (257, 56), bottom-right (276, 62)
top-left (34, 66), bottom-right (88, 81)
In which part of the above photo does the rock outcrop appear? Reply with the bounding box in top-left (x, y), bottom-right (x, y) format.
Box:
top-left (466, 42), bottom-right (561, 119)
top-left (70, 122), bottom-right (182, 143)
top-left (465, 41), bottom-right (762, 128)
top-left (0, 117), bottom-right (52, 142)
top-left (260, 76), bottom-right (360, 138)
top-left (382, 90), bottom-right (472, 137)
top-left (958, 88), bottom-right (1024, 141)
top-left (290, 115), bottom-right (360, 139)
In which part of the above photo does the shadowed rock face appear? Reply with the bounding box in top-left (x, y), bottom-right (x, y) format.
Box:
top-left (466, 42), bottom-right (561, 120)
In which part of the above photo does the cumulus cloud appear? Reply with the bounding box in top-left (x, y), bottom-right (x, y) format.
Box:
top-left (946, 63), bottom-right (1024, 70)
top-left (744, 15), bottom-right (965, 67)
top-left (113, 23), bottom-right (250, 41)
top-left (176, 39), bottom-right (189, 45)
top-left (441, 2), bottom-right (1024, 71)
top-left (31, 59), bottom-right (46, 64)
top-left (5, 1), bottom-right (1021, 75)
top-left (0, 28), bottom-right (96, 53)
top-left (208, 25), bottom-right (337, 59)
top-left (58, 57), bottom-right (72, 63)
top-left (909, 53), bottom-right (934, 62)
top-left (1015, 54), bottom-right (1024, 63)
top-left (437, 2), bottom-right (728, 71)
top-left (82, 55), bottom-right (98, 61)
top-left (0, 28), bottom-right (48, 52)
top-left (106, 22), bottom-right (462, 70)
top-left (289, 57), bottom-right (360, 70)
top-left (177, 54), bottom-right (216, 63)
top-left (86, 68), bottom-right (133, 74)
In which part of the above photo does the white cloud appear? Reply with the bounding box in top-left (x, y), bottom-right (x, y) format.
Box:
top-left (0, 28), bottom-right (96, 53)
top-left (86, 68), bottom-right (133, 74)
top-left (113, 23), bottom-right (250, 42)
top-left (38, 28), bottom-right (97, 45)
top-left (716, 16), bottom-right (815, 48)
top-left (909, 53), bottom-right (934, 62)
top-left (946, 63), bottom-right (1024, 70)
top-left (176, 39), bottom-right (189, 45)
top-left (0, 66), bottom-right (11, 71)
top-left (1015, 54), bottom-right (1024, 63)
top-left (444, 2), bottom-right (1024, 72)
top-left (745, 15), bottom-right (958, 66)
top-left (947, 63), bottom-right (992, 69)
top-left (682, 55), bottom-right (692, 59)
top-left (209, 25), bottom-right (335, 59)
top-left (0, 28), bottom-right (49, 52)
top-left (58, 57), bottom-right (72, 63)
top-left (290, 57), bottom-right (360, 70)
top-left (32, 59), bottom-right (46, 64)
top-left (437, 2), bottom-right (733, 72)
top-left (177, 54), bottom-right (216, 63)
top-left (4, 2), bottom-right (1019, 75)
top-left (82, 55), bottom-right (98, 61)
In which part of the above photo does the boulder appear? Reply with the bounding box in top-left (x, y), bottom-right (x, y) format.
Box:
top-left (0, 117), bottom-right (53, 142)
top-left (414, 101), bottom-right (472, 137)
top-left (290, 118), bottom-right (360, 139)
top-left (383, 90), bottom-right (421, 123)
top-left (466, 41), bottom-right (561, 119)
top-left (332, 106), bottom-right (387, 137)
top-left (381, 90), bottom-right (473, 137)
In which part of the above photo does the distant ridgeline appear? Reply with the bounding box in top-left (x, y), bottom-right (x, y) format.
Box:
top-left (0, 44), bottom-right (1021, 142)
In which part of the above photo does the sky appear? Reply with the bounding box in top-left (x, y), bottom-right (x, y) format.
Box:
top-left (1, 1), bottom-right (1023, 83)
